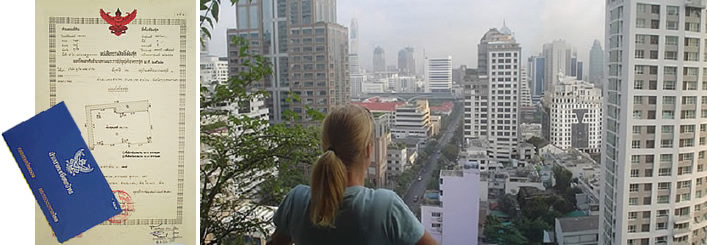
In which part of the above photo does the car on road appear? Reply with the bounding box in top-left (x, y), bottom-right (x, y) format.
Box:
top-left (413, 195), bottom-right (419, 202)
top-left (417, 176), bottom-right (422, 181)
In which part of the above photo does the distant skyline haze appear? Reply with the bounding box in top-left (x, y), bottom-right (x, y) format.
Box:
top-left (207, 0), bottom-right (603, 72)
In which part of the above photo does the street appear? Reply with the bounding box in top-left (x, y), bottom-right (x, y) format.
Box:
top-left (402, 107), bottom-right (462, 211)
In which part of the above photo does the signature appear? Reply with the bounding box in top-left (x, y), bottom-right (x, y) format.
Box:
top-left (149, 224), bottom-right (182, 244)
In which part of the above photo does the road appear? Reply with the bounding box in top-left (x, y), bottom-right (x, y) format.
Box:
top-left (402, 108), bottom-right (462, 212)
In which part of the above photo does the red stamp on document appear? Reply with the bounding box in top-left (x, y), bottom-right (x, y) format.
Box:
top-left (108, 190), bottom-right (134, 223)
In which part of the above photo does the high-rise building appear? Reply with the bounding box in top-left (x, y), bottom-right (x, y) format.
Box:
top-left (452, 65), bottom-right (468, 85)
top-left (465, 25), bottom-right (521, 165)
top-left (426, 56), bottom-right (453, 93)
top-left (349, 15), bottom-right (359, 55)
top-left (373, 46), bottom-right (386, 72)
top-left (528, 55), bottom-right (545, 101)
top-left (545, 74), bottom-right (602, 153)
top-left (542, 40), bottom-right (574, 94)
top-left (577, 61), bottom-right (584, 80)
top-left (520, 67), bottom-right (532, 108)
top-left (349, 16), bottom-right (362, 99)
top-left (601, 1), bottom-right (707, 244)
top-left (398, 47), bottom-right (416, 76)
top-left (227, 0), bottom-right (349, 124)
top-left (588, 40), bottom-right (605, 87)
top-left (421, 166), bottom-right (481, 245)
top-left (571, 56), bottom-right (578, 77)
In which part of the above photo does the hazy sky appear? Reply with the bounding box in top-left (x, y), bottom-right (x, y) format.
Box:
top-left (207, 0), bottom-right (604, 71)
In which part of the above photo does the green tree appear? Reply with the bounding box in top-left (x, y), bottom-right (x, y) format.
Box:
top-left (522, 197), bottom-right (550, 220)
top-left (553, 165), bottom-right (573, 194)
top-left (517, 217), bottom-right (550, 244)
top-left (483, 215), bottom-right (528, 245)
top-left (552, 197), bottom-right (574, 214)
top-left (200, 2), bottom-right (324, 244)
top-left (442, 144), bottom-right (459, 161)
top-left (498, 194), bottom-right (519, 218)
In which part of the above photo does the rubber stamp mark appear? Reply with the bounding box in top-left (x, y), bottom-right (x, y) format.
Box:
top-left (108, 190), bottom-right (134, 223)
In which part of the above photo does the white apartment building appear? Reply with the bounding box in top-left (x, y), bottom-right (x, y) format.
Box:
top-left (386, 142), bottom-right (409, 177)
top-left (391, 100), bottom-right (432, 139)
top-left (601, 1), bottom-right (707, 244)
top-left (426, 56), bottom-right (453, 93)
top-left (421, 166), bottom-right (481, 245)
top-left (465, 25), bottom-right (521, 165)
top-left (520, 67), bottom-right (533, 107)
top-left (547, 74), bottom-right (602, 153)
top-left (200, 55), bottom-right (229, 86)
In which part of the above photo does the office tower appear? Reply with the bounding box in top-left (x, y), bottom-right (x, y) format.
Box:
top-left (349, 15), bottom-right (359, 55)
top-left (466, 25), bottom-right (521, 165)
top-left (546, 74), bottom-right (602, 153)
top-left (227, 0), bottom-right (349, 124)
top-left (601, 1), bottom-right (707, 244)
top-left (577, 61), bottom-right (584, 80)
top-left (398, 47), bottom-right (416, 76)
top-left (421, 166), bottom-right (481, 245)
top-left (349, 17), bottom-right (360, 74)
top-left (528, 55), bottom-right (545, 101)
top-left (373, 46), bottom-right (386, 72)
top-left (542, 40), bottom-right (574, 94)
top-left (349, 16), bottom-right (363, 99)
top-left (453, 65), bottom-right (468, 85)
top-left (571, 56), bottom-right (578, 77)
top-left (588, 40), bottom-right (605, 87)
top-left (426, 56), bottom-right (453, 93)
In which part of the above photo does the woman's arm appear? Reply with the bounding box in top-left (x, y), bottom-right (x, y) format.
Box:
top-left (266, 230), bottom-right (292, 245)
top-left (415, 231), bottom-right (438, 245)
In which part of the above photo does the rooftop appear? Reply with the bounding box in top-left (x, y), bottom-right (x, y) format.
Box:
top-left (352, 101), bottom-right (405, 112)
top-left (557, 215), bottom-right (599, 233)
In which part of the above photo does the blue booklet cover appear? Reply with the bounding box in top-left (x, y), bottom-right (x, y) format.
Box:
top-left (2, 102), bottom-right (122, 243)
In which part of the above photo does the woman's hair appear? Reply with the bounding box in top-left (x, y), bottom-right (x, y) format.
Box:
top-left (309, 104), bottom-right (374, 227)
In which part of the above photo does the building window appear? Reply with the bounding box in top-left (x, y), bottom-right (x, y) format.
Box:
top-left (658, 168), bottom-right (671, 176)
top-left (628, 224), bottom-right (636, 233)
top-left (662, 125), bottom-right (674, 133)
top-left (631, 169), bottom-right (640, 177)
top-left (634, 80), bottom-right (644, 89)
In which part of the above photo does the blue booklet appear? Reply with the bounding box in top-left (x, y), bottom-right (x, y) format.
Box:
top-left (2, 102), bottom-right (122, 243)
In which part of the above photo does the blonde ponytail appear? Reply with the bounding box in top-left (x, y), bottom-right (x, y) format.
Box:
top-left (309, 104), bottom-right (374, 228)
top-left (309, 150), bottom-right (348, 227)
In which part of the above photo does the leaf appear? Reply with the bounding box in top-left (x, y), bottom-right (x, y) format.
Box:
top-left (211, 1), bottom-right (220, 23)
top-left (201, 27), bottom-right (211, 39)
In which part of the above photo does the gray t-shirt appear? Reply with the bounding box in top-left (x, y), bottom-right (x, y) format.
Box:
top-left (273, 185), bottom-right (425, 245)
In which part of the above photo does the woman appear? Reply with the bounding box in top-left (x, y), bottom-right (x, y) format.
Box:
top-left (268, 104), bottom-right (437, 245)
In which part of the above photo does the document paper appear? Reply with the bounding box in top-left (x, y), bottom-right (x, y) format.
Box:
top-left (36, 0), bottom-right (196, 244)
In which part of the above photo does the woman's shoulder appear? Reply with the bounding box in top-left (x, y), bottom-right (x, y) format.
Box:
top-left (286, 184), bottom-right (311, 201)
top-left (371, 188), bottom-right (404, 206)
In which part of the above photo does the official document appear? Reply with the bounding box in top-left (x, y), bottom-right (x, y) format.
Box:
top-left (36, 0), bottom-right (196, 244)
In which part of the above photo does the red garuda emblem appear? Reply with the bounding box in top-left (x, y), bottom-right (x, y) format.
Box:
top-left (100, 8), bottom-right (137, 36)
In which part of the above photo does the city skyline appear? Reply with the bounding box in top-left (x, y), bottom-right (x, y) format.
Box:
top-left (207, 0), bottom-right (603, 71)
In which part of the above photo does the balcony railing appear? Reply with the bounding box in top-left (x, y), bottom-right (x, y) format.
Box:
top-left (686, 0), bottom-right (706, 9)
